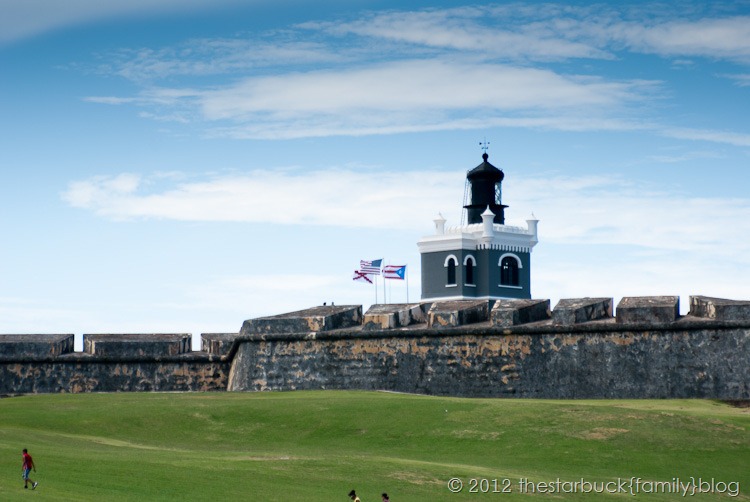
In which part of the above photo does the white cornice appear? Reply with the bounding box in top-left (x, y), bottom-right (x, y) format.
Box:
top-left (421, 294), bottom-right (527, 302)
top-left (418, 222), bottom-right (538, 254)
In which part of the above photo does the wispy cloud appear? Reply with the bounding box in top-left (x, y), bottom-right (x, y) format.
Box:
top-left (613, 15), bottom-right (750, 63)
top-left (662, 127), bottom-right (750, 147)
top-left (304, 4), bottom-right (750, 64)
top-left (62, 169), bottom-right (750, 265)
top-left (723, 73), bottom-right (750, 86)
top-left (83, 3), bottom-right (750, 82)
top-left (61, 169), bottom-right (463, 229)
top-left (90, 59), bottom-right (654, 139)
top-left (79, 3), bottom-right (750, 140)
top-left (303, 6), bottom-right (612, 61)
top-left (200, 60), bottom-right (640, 117)
top-left (94, 39), bottom-right (344, 83)
top-left (646, 149), bottom-right (722, 164)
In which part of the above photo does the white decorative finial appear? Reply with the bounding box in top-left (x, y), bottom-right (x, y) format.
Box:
top-left (526, 214), bottom-right (539, 243)
top-left (481, 206), bottom-right (495, 241)
top-left (434, 213), bottom-right (446, 235)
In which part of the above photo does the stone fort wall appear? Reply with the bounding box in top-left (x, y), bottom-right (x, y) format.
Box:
top-left (1, 296), bottom-right (748, 399)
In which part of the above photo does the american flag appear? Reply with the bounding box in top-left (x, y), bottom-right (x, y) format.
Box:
top-left (383, 264), bottom-right (406, 280)
top-left (359, 259), bottom-right (382, 275)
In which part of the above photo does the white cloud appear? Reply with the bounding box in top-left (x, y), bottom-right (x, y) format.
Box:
top-left (62, 169), bottom-right (750, 268)
top-left (83, 3), bottom-right (750, 86)
top-left (724, 73), bottom-right (750, 86)
top-left (82, 96), bottom-right (140, 105)
top-left (95, 59), bottom-right (649, 139)
top-left (64, 173), bottom-right (141, 208)
top-left (200, 60), bottom-right (639, 119)
top-left (55, 168), bottom-right (750, 329)
top-left (308, 7), bottom-right (612, 61)
top-left (646, 149), bottom-right (721, 164)
top-left (97, 39), bottom-right (343, 82)
top-left (77, 3), bottom-right (750, 141)
top-left (207, 115), bottom-right (646, 140)
top-left (62, 169), bottom-right (464, 228)
top-left (308, 5), bottom-right (750, 65)
top-left (662, 127), bottom-right (750, 147)
top-left (614, 16), bottom-right (750, 63)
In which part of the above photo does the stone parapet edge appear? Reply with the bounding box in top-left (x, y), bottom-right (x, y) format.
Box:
top-left (0, 352), bottom-right (226, 364)
top-left (234, 318), bottom-right (750, 345)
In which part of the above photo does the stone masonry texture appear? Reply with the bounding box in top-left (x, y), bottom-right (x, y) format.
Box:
top-left (1, 297), bottom-right (749, 398)
top-left (227, 321), bottom-right (749, 399)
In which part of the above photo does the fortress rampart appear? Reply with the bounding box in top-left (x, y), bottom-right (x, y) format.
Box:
top-left (2, 296), bottom-right (748, 398)
top-left (0, 334), bottom-right (230, 394)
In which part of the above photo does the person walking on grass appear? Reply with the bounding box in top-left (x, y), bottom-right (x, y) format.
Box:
top-left (348, 489), bottom-right (361, 502)
top-left (22, 449), bottom-right (38, 490)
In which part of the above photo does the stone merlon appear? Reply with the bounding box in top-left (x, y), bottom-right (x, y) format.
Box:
top-left (241, 305), bottom-right (363, 336)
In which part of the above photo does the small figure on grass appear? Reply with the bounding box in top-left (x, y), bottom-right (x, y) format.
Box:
top-left (348, 489), bottom-right (361, 501)
top-left (22, 448), bottom-right (38, 490)
top-left (382, 493), bottom-right (390, 502)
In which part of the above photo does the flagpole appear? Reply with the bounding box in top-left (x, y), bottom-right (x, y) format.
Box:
top-left (406, 265), bottom-right (409, 304)
top-left (382, 261), bottom-right (386, 304)
top-left (385, 262), bottom-right (389, 304)
top-left (384, 260), bottom-right (387, 304)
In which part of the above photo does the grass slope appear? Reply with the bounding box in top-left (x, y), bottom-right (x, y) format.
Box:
top-left (0, 391), bottom-right (747, 501)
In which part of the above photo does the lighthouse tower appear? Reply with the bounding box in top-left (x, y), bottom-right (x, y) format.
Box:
top-left (417, 152), bottom-right (538, 301)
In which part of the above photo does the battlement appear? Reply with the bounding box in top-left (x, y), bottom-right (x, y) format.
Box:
top-left (4, 295), bottom-right (746, 359)
top-left (84, 333), bottom-right (192, 357)
top-left (0, 334), bottom-right (75, 360)
top-left (237, 295), bottom-right (750, 339)
top-left (689, 295), bottom-right (750, 321)
top-left (229, 294), bottom-right (749, 398)
top-left (1, 295), bottom-right (748, 398)
top-left (241, 305), bottom-right (363, 336)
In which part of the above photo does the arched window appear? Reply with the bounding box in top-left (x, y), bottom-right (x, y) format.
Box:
top-left (499, 254), bottom-right (520, 286)
top-left (463, 255), bottom-right (476, 286)
top-left (444, 255), bottom-right (458, 286)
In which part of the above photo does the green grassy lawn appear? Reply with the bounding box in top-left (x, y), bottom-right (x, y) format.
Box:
top-left (0, 391), bottom-right (747, 501)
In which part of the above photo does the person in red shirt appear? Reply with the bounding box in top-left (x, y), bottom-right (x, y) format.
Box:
top-left (22, 449), bottom-right (38, 490)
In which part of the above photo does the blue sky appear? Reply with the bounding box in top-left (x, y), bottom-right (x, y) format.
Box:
top-left (1, 0), bottom-right (749, 347)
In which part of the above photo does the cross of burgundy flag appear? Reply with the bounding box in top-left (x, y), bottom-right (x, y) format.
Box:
top-left (352, 270), bottom-right (373, 283)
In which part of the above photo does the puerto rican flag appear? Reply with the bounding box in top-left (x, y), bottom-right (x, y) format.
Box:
top-left (383, 264), bottom-right (406, 280)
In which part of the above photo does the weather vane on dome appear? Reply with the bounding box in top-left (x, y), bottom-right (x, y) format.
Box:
top-left (479, 138), bottom-right (490, 153)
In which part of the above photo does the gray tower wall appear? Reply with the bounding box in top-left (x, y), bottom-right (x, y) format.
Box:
top-left (421, 248), bottom-right (531, 300)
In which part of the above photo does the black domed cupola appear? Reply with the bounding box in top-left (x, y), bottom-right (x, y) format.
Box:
top-left (464, 152), bottom-right (508, 224)
top-left (418, 149), bottom-right (538, 302)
